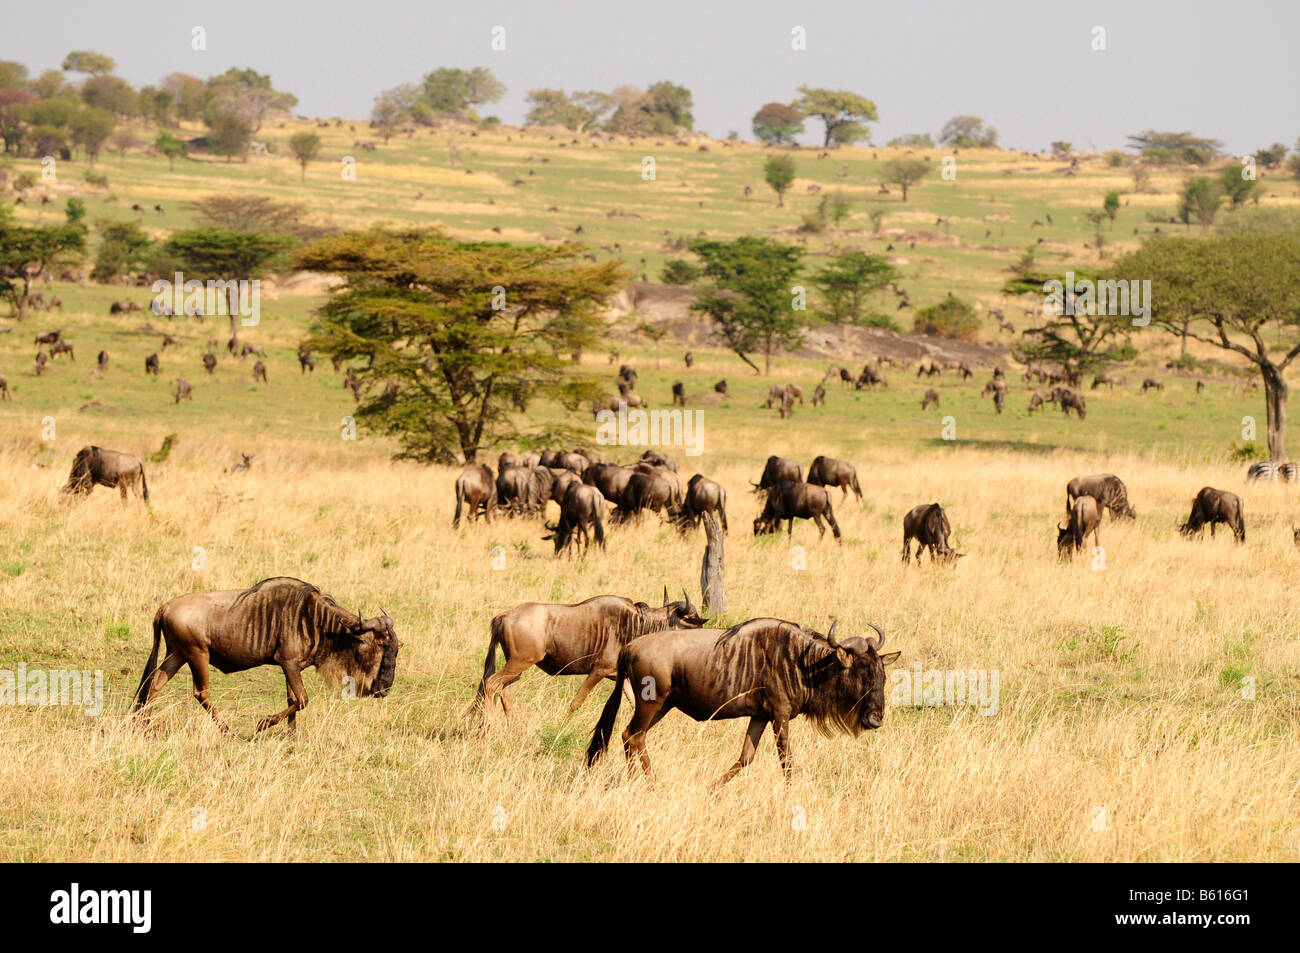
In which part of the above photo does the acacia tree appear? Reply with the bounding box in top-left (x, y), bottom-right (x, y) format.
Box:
top-left (288, 132), bottom-right (321, 181)
top-left (300, 230), bottom-right (626, 463)
top-left (881, 157), bottom-right (931, 202)
top-left (161, 229), bottom-right (293, 336)
top-left (794, 86), bottom-right (877, 146)
top-left (813, 250), bottom-right (897, 323)
top-left (752, 103), bottom-right (805, 144)
top-left (688, 236), bottom-right (805, 374)
top-left (763, 155), bottom-right (795, 207)
top-left (1115, 234), bottom-right (1300, 461)
top-left (0, 221), bottom-right (86, 320)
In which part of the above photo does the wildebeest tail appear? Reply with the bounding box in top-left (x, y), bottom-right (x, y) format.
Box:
top-left (131, 610), bottom-right (164, 711)
top-left (138, 464), bottom-right (150, 502)
top-left (586, 651), bottom-right (627, 766)
top-left (594, 512), bottom-right (606, 549)
top-left (469, 615), bottom-right (504, 712)
top-left (851, 471), bottom-right (862, 499)
top-left (453, 481), bottom-right (464, 527)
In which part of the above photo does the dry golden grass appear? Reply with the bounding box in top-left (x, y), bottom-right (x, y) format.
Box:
top-left (1, 422), bottom-right (1297, 861)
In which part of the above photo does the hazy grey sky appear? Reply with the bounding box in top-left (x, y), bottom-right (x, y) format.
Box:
top-left (10, 0), bottom-right (1298, 153)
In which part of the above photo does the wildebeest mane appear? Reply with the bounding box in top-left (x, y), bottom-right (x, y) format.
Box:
top-left (231, 576), bottom-right (361, 651)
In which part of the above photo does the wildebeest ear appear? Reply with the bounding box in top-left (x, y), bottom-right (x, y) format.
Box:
top-left (878, 651), bottom-right (901, 666)
top-left (834, 646), bottom-right (854, 668)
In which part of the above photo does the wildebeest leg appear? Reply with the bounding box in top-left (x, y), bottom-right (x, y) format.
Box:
top-left (773, 717), bottom-right (793, 780)
top-left (786, 518), bottom-right (794, 537)
top-left (901, 534), bottom-right (912, 564)
top-left (622, 698), bottom-right (671, 778)
top-left (569, 668), bottom-right (611, 713)
top-left (138, 652), bottom-right (185, 726)
top-left (812, 514), bottom-right (826, 538)
top-left (715, 717), bottom-right (768, 786)
top-left (482, 655), bottom-right (535, 721)
top-left (189, 655), bottom-right (229, 734)
top-left (257, 662), bottom-right (307, 733)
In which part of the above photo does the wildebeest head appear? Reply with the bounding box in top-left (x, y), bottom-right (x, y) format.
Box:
top-left (317, 607), bottom-right (400, 698)
top-left (659, 585), bottom-right (707, 628)
top-left (803, 620), bottom-right (901, 734)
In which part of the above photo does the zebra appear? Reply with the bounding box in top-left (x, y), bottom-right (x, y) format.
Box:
top-left (1246, 462), bottom-right (1277, 482)
top-left (1282, 463), bottom-right (1300, 482)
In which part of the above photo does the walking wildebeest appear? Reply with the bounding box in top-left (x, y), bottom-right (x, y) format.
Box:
top-left (807, 455), bottom-right (862, 501)
top-left (174, 377), bottom-right (193, 403)
top-left (471, 589), bottom-right (706, 721)
top-left (839, 367), bottom-right (854, 387)
top-left (674, 473), bottom-right (728, 532)
top-left (453, 464), bottom-right (497, 526)
top-left (1058, 495), bottom-right (1101, 560)
top-left (542, 482), bottom-right (606, 556)
top-left (145, 353), bottom-right (160, 375)
top-left (901, 503), bottom-right (962, 564)
top-left (811, 382), bottom-right (826, 406)
top-left (252, 360), bottom-right (268, 383)
top-left (921, 388), bottom-right (940, 411)
top-left (1141, 378), bottom-right (1164, 393)
top-left (612, 470), bottom-right (676, 524)
top-left (1180, 487), bottom-right (1245, 543)
top-left (753, 454), bottom-right (802, 492)
top-left (34, 351), bottom-right (47, 376)
top-left (1028, 391), bottom-right (1045, 413)
top-left (586, 618), bottom-right (900, 784)
top-left (298, 348), bottom-right (316, 373)
top-left (97, 351), bottom-right (109, 371)
top-left (684, 351), bottom-right (693, 368)
top-left (671, 381), bottom-right (686, 406)
top-left (583, 462), bottom-right (636, 503)
top-left (1066, 474), bottom-right (1136, 520)
top-left (0, 376), bottom-right (7, 400)
top-left (753, 481), bottom-right (841, 542)
top-left (714, 379), bottom-right (729, 397)
top-left (61, 446), bottom-right (150, 501)
top-left (132, 577), bottom-right (398, 734)
top-left (765, 384), bottom-right (786, 408)
top-left (34, 329), bottom-right (60, 346)
top-left (202, 352), bottom-right (217, 374)
top-left (50, 340), bottom-right (74, 361)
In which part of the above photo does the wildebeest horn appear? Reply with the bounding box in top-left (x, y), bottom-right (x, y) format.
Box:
top-left (826, 620), bottom-right (839, 646)
top-left (663, 585), bottom-right (669, 606)
top-left (866, 621), bottom-right (885, 650)
top-left (682, 587), bottom-right (696, 614)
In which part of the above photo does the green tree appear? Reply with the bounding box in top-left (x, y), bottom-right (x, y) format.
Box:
top-left (371, 84), bottom-right (417, 142)
top-left (155, 130), bottom-right (185, 170)
top-left (162, 229), bottom-right (294, 335)
top-left (1126, 130), bottom-right (1222, 165)
top-left (1115, 234), bottom-right (1300, 460)
top-left (205, 68), bottom-right (297, 133)
top-left (751, 102), bottom-right (805, 145)
top-left (938, 116), bottom-right (998, 148)
top-left (91, 219), bottom-right (153, 281)
top-left (64, 198), bottom-right (85, 225)
top-left (646, 81), bottom-right (693, 130)
top-left (688, 236), bottom-right (806, 374)
top-left (1103, 190), bottom-right (1121, 223)
top-left (794, 86), bottom-right (877, 147)
top-left (763, 154), bottom-right (796, 207)
top-left (420, 67), bottom-right (504, 114)
top-left (881, 157), bottom-right (931, 202)
top-left (1178, 176), bottom-right (1221, 230)
top-left (0, 222), bottom-right (86, 320)
top-left (299, 229), bottom-right (625, 463)
top-left (1255, 143), bottom-right (1288, 168)
top-left (207, 110), bottom-right (253, 162)
top-left (61, 51), bottom-right (116, 76)
top-left (813, 250), bottom-right (898, 324)
top-left (1218, 163), bottom-right (1260, 207)
top-left (69, 107), bottom-right (114, 165)
top-left (1002, 267), bottom-right (1137, 382)
top-left (288, 131), bottom-right (321, 181)
top-left (913, 294), bottom-right (981, 340)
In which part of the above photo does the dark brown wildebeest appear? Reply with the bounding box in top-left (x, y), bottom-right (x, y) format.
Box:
top-left (555, 450), bottom-right (589, 475)
top-left (612, 470), bottom-right (676, 524)
top-left (34, 351), bottom-right (48, 376)
top-left (34, 329), bottom-right (60, 346)
top-left (1180, 487), bottom-right (1245, 543)
top-left (1058, 495), bottom-right (1101, 560)
top-left (202, 352), bottom-right (217, 374)
top-left (240, 342), bottom-right (265, 359)
top-left (252, 360), bottom-right (268, 383)
top-left (496, 465), bottom-right (532, 516)
top-left (145, 353), bottom-right (160, 375)
top-left (161, 334), bottom-right (180, 351)
top-left (575, 447), bottom-right (606, 466)
top-left (548, 467), bottom-right (582, 504)
top-left (97, 351), bottom-right (109, 372)
top-left (674, 473), bottom-right (728, 532)
top-left (765, 384), bottom-right (786, 408)
top-left (229, 454), bottom-right (254, 472)
top-left (640, 449), bottom-right (678, 472)
top-left (1028, 391), bottom-right (1045, 413)
top-left (811, 382), bottom-right (826, 406)
top-left (633, 461), bottom-right (684, 505)
top-left (454, 464), bottom-right (497, 526)
top-left (586, 618), bottom-right (900, 784)
top-left (1292, 525), bottom-right (1300, 549)
top-left (132, 577), bottom-right (398, 734)
top-left (857, 365), bottom-right (887, 390)
top-left (671, 381), bottom-right (686, 406)
top-left (807, 455), bottom-right (862, 501)
top-left (50, 340), bottom-right (74, 361)
top-left (617, 364), bottom-right (638, 388)
top-left (174, 377), bottom-right (193, 403)
top-left (471, 589), bottom-right (706, 721)
top-left (684, 351), bottom-right (694, 368)
top-left (1196, 378), bottom-right (1205, 394)
top-left (839, 367), bottom-right (853, 387)
top-left (921, 388), bottom-right (940, 411)
top-left (62, 446), bottom-right (150, 501)
top-left (786, 384), bottom-right (804, 406)
top-left (1056, 388), bottom-right (1086, 419)
top-left (538, 449), bottom-right (562, 468)
top-left (520, 451), bottom-right (541, 468)
top-left (778, 389), bottom-right (795, 418)
top-left (901, 503), bottom-right (962, 564)
top-left (542, 482), bottom-right (606, 556)
top-left (616, 381), bottom-right (644, 408)
top-left (298, 348), bottom-right (316, 373)
top-left (1141, 378), bottom-right (1164, 393)
top-left (0, 375), bottom-right (8, 400)
top-left (753, 454), bottom-right (802, 493)
top-left (1066, 474), bottom-right (1136, 520)
top-left (753, 481), bottom-right (841, 543)
top-left (584, 462), bottom-right (636, 503)
top-left (714, 379), bottom-right (729, 397)
top-left (498, 451), bottom-right (520, 471)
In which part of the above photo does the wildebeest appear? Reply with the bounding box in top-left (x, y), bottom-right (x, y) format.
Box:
top-left (671, 381), bottom-right (686, 406)
top-left (753, 481), bottom-right (841, 542)
top-left (714, 379), bottom-right (729, 397)
top-left (202, 352), bottom-right (217, 374)
top-left (240, 342), bottom-right (265, 359)
top-left (0, 375), bottom-right (8, 400)
top-left (471, 589), bottom-right (706, 721)
top-left (639, 449), bottom-right (677, 472)
top-left (901, 503), bottom-right (962, 564)
top-left (49, 340), bottom-right (74, 361)
top-left (811, 382), bottom-right (826, 406)
top-left (34, 329), bottom-right (60, 346)
top-left (1180, 487), bottom-right (1245, 543)
top-left (555, 450), bottom-right (589, 475)
top-left (298, 348), bottom-right (316, 373)
top-left (765, 384), bottom-right (786, 408)
top-left (453, 464), bottom-right (497, 526)
top-left (1066, 474), bottom-right (1135, 520)
top-left (131, 577), bottom-right (398, 734)
top-left (674, 473), bottom-right (728, 532)
top-left (34, 350), bottom-right (47, 375)
top-left (612, 470), bottom-right (676, 524)
top-left (145, 353), bottom-right (160, 375)
top-left (921, 388), bottom-right (940, 411)
top-left (785, 384), bottom-right (804, 406)
top-left (778, 389), bottom-right (795, 418)
top-left (1141, 378), bottom-right (1164, 393)
top-left (252, 360), bottom-right (268, 383)
top-left (839, 367), bottom-right (853, 387)
top-left (856, 365), bottom-right (887, 389)
top-left (174, 377), bottom-right (193, 403)
top-left (97, 351), bottom-right (109, 371)
top-left (1055, 388), bottom-right (1086, 419)
top-left (160, 334), bottom-right (180, 350)
top-left (542, 482), bottom-right (606, 556)
top-left (575, 447), bottom-right (606, 466)
top-left (752, 454), bottom-right (802, 492)
top-left (1028, 391), bottom-right (1045, 413)
top-left (61, 446), bottom-right (150, 501)
top-left (683, 351), bottom-right (693, 368)
top-left (1057, 495), bottom-right (1101, 560)
top-left (496, 465), bottom-right (533, 516)
top-left (586, 618), bottom-right (900, 784)
top-left (807, 455), bottom-right (862, 501)
top-left (583, 462), bottom-right (636, 503)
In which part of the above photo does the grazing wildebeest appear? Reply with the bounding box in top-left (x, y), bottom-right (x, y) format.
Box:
top-left (252, 360), bottom-right (268, 383)
top-left (542, 482), bottom-right (606, 556)
top-left (34, 351), bottom-right (48, 375)
top-left (61, 446), bottom-right (150, 501)
top-left (575, 447), bottom-right (606, 466)
top-left (807, 455), bottom-right (862, 501)
top-left (1141, 378), bottom-right (1164, 393)
top-left (240, 342), bottom-right (265, 359)
top-left (97, 351), bottom-right (108, 371)
top-left (1057, 388), bottom-right (1086, 419)
top-left (161, 334), bottom-right (180, 351)
top-left (174, 377), bottom-right (193, 403)
top-left (1180, 487), bottom-right (1245, 543)
top-left (856, 365), bottom-right (886, 390)
top-left (34, 329), bottom-right (60, 346)
top-left (753, 481), bottom-right (841, 542)
top-left (753, 454), bottom-right (802, 492)
top-left (584, 462), bottom-right (636, 503)
top-left (1066, 474), bottom-right (1136, 520)
top-left (471, 589), bottom-right (706, 721)
top-left (496, 465), bottom-right (532, 516)
top-left (49, 340), bottom-right (74, 361)
top-left (671, 381), bottom-right (686, 406)
top-left (1028, 391), bottom-right (1045, 413)
top-left (132, 577), bottom-right (398, 734)
top-left (778, 389), bottom-right (795, 418)
top-left (683, 351), bottom-right (694, 368)
top-left (617, 364), bottom-right (638, 388)
top-left (555, 450), bottom-right (589, 475)
top-left (901, 503), bottom-right (962, 564)
top-left (298, 348), bottom-right (316, 373)
top-left (587, 618), bottom-right (900, 784)
top-left (839, 367), bottom-right (854, 387)
top-left (785, 384), bottom-right (804, 406)
top-left (145, 353), bottom-right (160, 375)
top-left (0, 375), bottom-right (7, 400)
top-left (674, 473), bottom-right (728, 532)
top-left (714, 379), bottom-right (729, 397)
top-left (640, 449), bottom-right (677, 472)
top-left (921, 388), bottom-right (940, 411)
top-left (811, 382), bottom-right (826, 406)
top-left (613, 470), bottom-right (676, 524)
top-left (202, 352), bottom-right (217, 374)
top-left (229, 454), bottom-right (254, 472)
top-left (1058, 495), bottom-right (1101, 560)
top-left (765, 384), bottom-right (786, 408)
top-left (453, 464), bottom-right (497, 526)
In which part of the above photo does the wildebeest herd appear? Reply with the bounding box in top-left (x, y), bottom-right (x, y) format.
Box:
top-left (48, 431), bottom-right (1283, 783)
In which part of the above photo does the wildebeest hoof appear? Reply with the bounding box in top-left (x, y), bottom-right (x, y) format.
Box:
top-left (255, 717), bottom-right (275, 732)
